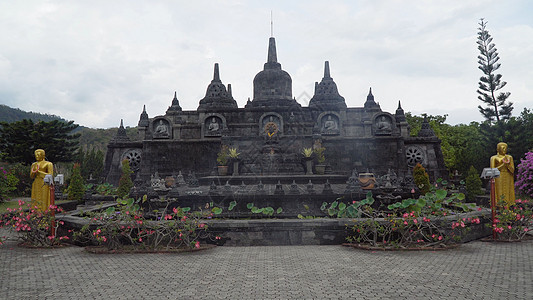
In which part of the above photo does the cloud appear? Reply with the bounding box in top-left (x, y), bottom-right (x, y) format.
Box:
top-left (0, 1), bottom-right (531, 128)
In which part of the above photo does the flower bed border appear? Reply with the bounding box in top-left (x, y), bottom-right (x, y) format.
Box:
top-left (84, 243), bottom-right (216, 254)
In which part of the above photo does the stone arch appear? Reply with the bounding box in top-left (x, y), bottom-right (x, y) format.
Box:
top-left (152, 117), bottom-right (172, 139)
top-left (259, 112), bottom-right (284, 137)
top-left (202, 113), bottom-right (227, 137)
top-left (372, 113), bottom-right (395, 136)
top-left (317, 111), bottom-right (341, 136)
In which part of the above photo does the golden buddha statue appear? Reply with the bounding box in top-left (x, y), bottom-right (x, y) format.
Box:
top-left (30, 149), bottom-right (54, 211)
top-left (490, 142), bottom-right (515, 207)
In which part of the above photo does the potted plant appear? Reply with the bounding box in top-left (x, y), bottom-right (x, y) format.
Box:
top-left (301, 147), bottom-right (314, 175)
top-left (314, 146), bottom-right (326, 175)
top-left (229, 147), bottom-right (241, 176)
top-left (217, 145), bottom-right (229, 176)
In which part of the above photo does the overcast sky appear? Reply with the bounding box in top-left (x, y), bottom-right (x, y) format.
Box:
top-left (1, 0), bottom-right (532, 128)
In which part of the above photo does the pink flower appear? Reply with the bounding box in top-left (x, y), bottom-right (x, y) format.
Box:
top-left (195, 241), bottom-right (200, 249)
top-left (524, 228), bottom-right (529, 232)
top-left (198, 223), bottom-right (205, 228)
top-left (413, 219), bottom-right (418, 224)
top-left (477, 207), bottom-right (482, 211)
top-left (508, 225), bottom-right (512, 230)
top-left (438, 236), bottom-right (443, 241)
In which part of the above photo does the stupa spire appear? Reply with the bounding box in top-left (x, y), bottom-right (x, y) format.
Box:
top-left (213, 63), bottom-right (221, 82)
top-left (324, 61), bottom-right (331, 79)
top-left (267, 37), bottom-right (277, 63)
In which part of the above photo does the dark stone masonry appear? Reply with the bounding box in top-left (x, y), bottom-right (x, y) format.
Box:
top-left (104, 36), bottom-right (446, 194)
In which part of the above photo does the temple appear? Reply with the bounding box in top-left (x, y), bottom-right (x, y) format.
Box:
top-left (104, 36), bottom-right (446, 187)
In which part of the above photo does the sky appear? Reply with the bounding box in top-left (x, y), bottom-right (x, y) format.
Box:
top-left (0, 0), bottom-right (532, 129)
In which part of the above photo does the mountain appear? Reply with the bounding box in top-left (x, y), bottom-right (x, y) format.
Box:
top-left (0, 104), bottom-right (71, 124)
top-left (0, 104), bottom-right (140, 152)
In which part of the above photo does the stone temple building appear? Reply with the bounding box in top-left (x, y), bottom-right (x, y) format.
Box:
top-left (104, 36), bottom-right (446, 187)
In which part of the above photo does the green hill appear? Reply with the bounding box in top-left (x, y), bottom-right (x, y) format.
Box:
top-left (0, 104), bottom-right (70, 124)
top-left (0, 104), bottom-right (139, 152)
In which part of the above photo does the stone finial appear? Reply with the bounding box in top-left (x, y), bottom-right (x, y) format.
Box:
top-left (267, 37), bottom-right (277, 63)
top-left (167, 91), bottom-right (182, 112)
top-left (395, 100), bottom-right (406, 122)
top-left (113, 119), bottom-right (130, 142)
top-left (309, 61), bottom-right (346, 110)
top-left (172, 91), bottom-right (178, 105)
top-left (197, 63), bottom-right (238, 110)
top-left (138, 105), bottom-right (149, 127)
top-left (367, 88), bottom-right (374, 101)
top-left (324, 61), bottom-right (331, 79)
top-left (364, 87), bottom-right (381, 111)
top-left (418, 116), bottom-right (436, 137)
top-left (228, 84), bottom-right (232, 97)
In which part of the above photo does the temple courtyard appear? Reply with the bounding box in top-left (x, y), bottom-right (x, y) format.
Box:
top-left (1, 227), bottom-right (532, 299)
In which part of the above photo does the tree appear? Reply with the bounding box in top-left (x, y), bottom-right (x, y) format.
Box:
top-left (465, 165), bottom-right (483, 202)
top-left (78, 147), bottom-right (105, 182)
top-left (67, 163), bottom-right (85, 202)
top-left (476, 18), bottom-right (513, 122)
top-left (0, 119), bottom-right (80, 164)
top-left (117, 160), bottom-right (133, 199)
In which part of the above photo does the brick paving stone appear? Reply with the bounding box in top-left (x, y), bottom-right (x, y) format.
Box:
top-left (1, 227), bottom-right (533, 299)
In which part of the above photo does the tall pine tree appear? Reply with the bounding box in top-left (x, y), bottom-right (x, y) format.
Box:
top-left (476, 18), bottom-right (513, 122)
top-left (0, 119), bottom-right (80, 164)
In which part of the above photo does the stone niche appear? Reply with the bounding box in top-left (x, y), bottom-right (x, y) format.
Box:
top-left (104, 36), bottom-right (446, 186)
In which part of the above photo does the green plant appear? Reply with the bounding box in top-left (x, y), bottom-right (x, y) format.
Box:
top-left (488, 198), bottom-right (533, 241)
top-left (0, 200), bottom-right (69, 247)
top-left (413, 163), bottom-right (431, 195)
top-left (117, 160), bottom-right (133, 199)
top-left (0, 166), bottom-right (18, 203)
top-left (321, 193), bottom-right (375, 218)
top-left (75, 197), bottom-right (218, 250)
top-left (314, 146), bottom-right (326, 164)
top-left (95, 183), bottom-right (117, 196)
top-left (346, 189), bottom-right (478, 248)
top-left (228, 147), bottom-right (240, 159)
top-left (217, 145), bottom-right (229, 166)
top-left (301, 147), bottom-right (313, 158)
top-left (246, 202), bottom-right (282, 217)
top-left (67, 163), bottom-right (85, 203)
top-left (515, 151), bottom-right (533, 198)
top-left (2, 163), bottom-right (31, 197)
top-left (465, 165), bottom-right (483, 202)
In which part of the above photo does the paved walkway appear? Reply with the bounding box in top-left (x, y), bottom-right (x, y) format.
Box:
top-left (1, 228), bottom-right (532, 300)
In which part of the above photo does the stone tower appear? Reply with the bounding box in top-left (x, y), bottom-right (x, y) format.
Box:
top-left (247, 37), bottom-right (300, 109)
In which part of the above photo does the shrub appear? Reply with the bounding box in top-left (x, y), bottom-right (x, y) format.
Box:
top-left (1, 163), bottom-right (31, 197)
top-left (413, 163), bottom-right (431, 195)
top-left (117, 160), bottom-right (133, 199)
top-left (0, 200), bottom-right (69, 247)
top-left (217, 145), bottom-right (229, 166)
top-left (465, 165), bottom-right (483, 202)
top-left (0, 166), bottom-right (18, 203)
top-left (74, 197), bottom-right (219, 250)
top-left (515, 152), bottom-right (533, 198)
top-left (489, 198), bottom-right (533, 241)
top-left (345, 188), bottom-right (478, 248)
top-left (67, 163), bottom-right (85, 202)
